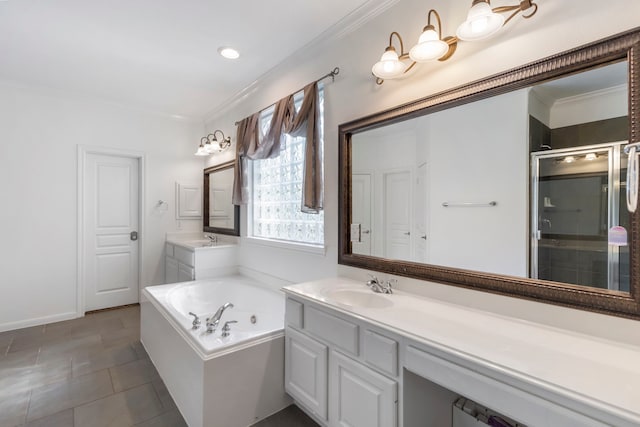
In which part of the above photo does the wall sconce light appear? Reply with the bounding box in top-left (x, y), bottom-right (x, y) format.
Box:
top-left (194, 130), bottom-right (232, 156)
top-left (372, 0), bottom-right (538, 84)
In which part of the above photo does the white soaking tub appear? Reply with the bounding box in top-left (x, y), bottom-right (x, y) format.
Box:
top-left (141, 275), bottom-right (291, 427)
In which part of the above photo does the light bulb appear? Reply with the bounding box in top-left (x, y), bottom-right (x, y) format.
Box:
top-left (409, 27), bottom-right (449, 62)
top-left (563, 156), bottom-right (576, 163)
top-left (456, 1), bottom-right (505, 41)
top-left (585, 153), bottom-right (598, 161)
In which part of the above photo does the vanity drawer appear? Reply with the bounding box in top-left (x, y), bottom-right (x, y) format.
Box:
top-left (173, 246), bottom-right (194, 267)
top-left (165, 243), bottom-right (174, 258)
top-left (363, 329), bottom-right (398, 377)
top-left (305, 306), bottom-right (359, 355)
top-left (286, 298), bottom-right (304, 329)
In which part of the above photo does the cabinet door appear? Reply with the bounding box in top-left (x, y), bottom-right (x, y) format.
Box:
top-left (177, 263), bottom-right (195, 282)
top-left (330, 350), bottom-right (397, 427)
top-left (285, 327), bottom-right (328, 421)
top-left (165, 257), bottom-right (178, 284)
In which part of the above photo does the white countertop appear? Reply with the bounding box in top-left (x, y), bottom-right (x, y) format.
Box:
top-left (166, 237), bottom-right (237, 251)
top-left (282, 277), bottom-right (640, 425)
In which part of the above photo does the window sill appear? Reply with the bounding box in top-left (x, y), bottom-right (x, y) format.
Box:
top-left (243, 236), bottom-right (326, 256)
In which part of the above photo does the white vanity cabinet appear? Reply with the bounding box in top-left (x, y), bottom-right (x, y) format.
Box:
top-left (283, 278), bottom-right (640, 427)
top-left (165, 242), bottom-right (195, 283)
top-left (284, 326), bottom-right (328, 421)
top-left (284, 296), bottom-right (398, 427)
top-left (164, 238), bottom-right (238, 284)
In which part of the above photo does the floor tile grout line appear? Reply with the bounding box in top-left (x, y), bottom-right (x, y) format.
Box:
top-left (4, 336), bottom-right (12, 356)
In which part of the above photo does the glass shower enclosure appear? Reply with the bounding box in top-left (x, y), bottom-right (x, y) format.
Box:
top-left (531, 142), bottom-right (630, 291)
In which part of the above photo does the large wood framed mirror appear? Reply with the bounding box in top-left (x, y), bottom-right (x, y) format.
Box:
top-left (203, 160), bottom-right (240, 236)
top-left (339, 28), bottom-right (640, 319)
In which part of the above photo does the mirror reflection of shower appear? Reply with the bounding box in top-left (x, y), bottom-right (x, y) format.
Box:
top-left (529, 61), bottom-right (629, 291)
top-left (531, 143), bottom-right (629, 291)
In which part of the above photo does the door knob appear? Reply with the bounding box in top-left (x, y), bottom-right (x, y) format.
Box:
top-left (362, 229), bottom-right (371, 234)
top-left (130, 231), bottom-right (138, 241)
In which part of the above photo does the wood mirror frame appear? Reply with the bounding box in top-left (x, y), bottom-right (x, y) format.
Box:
top-left (338, 28), bottom-right (640, 319)
top-left (203, 160), bottom-right (240, 236)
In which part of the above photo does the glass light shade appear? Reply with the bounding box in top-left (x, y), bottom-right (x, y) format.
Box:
top-left (409, 28), bottom-right (449, 62)
top-left (203, 140), bottom-right (215, 153)
top-left (205, 138), bottom-right (219, 153)
top-left (585, 152), bottom-right (598, 161)
top-left (563, 156), bottom-right (576, 163)
top-left (371, 48), bottom-right (407, 79)
top-left (195, 145), bottom-right (209, 156)
top-left (456, 1), bottom-right (505, 41)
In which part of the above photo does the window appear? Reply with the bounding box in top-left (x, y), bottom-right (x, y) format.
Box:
top-left (249, 88), bottom-right (324, 246)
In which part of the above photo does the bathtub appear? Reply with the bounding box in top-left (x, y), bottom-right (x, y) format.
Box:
top-left (141, 275), bottom-right (292, 427)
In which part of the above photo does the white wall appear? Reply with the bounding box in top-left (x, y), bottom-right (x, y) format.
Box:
top-left (0, 82), bottom-right (203, 330)
top-left (205, 0), bottom-right (640, 342)
top-left (426, 89), bottom-right (529, 276)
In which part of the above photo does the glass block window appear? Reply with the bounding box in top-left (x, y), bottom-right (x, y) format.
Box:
top-left (249, 88), bottom-right (324, 246)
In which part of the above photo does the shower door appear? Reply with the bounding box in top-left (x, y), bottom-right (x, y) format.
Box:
top-left (531, 142), bottom-right (630, 291)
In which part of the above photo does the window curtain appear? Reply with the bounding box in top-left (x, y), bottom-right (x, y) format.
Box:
top-left (231, 81), bottom-right (323, 213)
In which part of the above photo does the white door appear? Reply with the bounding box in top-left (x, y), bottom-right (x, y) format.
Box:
top-left (84, 153), bottom-right (140, 311)
top-left (352, 173), bottom-right (372, 256)
top-left (414, 163), bottom-right (429, 263)
top-left (384, 170), bottom-right (412, 260)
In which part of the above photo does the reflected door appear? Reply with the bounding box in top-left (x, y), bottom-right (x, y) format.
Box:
top-left (383, 170), bottom-right (411, 260)
top-left (352, 173), bottom-right (372, 255)
top-left (531, 143), bottom-right (629, 291)
top-left (414, 163), bottom-right (429, 263)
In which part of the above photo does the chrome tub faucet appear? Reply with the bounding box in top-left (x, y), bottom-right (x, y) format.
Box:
top-left (206, 302), bottom-right (234, 333)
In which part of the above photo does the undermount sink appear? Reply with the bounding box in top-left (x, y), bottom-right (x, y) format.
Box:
top-left (326, 289), bottom-right (393, 309)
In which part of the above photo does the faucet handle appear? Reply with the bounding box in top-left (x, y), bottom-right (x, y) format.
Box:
top-left (188, 312), bottom-right (201, 329)
top-left (221, 320), bottom-right (238, 337)
top-left (382, 279), bottom-right (396, 294)
top-left (366, 274), bottom-right (379, 287)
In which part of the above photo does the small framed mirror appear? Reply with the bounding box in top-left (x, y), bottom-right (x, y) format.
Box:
top-left (203, 160), bottom-right (240, 236)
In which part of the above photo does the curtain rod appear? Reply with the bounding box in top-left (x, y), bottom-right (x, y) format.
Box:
top-left (234, 67), bottom-right (340, 126)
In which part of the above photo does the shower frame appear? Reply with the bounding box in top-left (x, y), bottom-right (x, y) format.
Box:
top-left (530, 141), bottom-right (626, 291)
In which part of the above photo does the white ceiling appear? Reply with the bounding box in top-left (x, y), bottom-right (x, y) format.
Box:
top-left (0, 0), bottom-right (383, 120)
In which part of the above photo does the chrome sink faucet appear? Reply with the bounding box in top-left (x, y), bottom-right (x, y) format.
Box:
top-left (366, 275), bottom-right (394, 294)
top-left (205, 234), bottom-right (217, 245)
top-left (206, 302), bottom-right (234, 334)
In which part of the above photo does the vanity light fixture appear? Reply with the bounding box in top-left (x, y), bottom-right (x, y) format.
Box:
top-left (194, 130), bottom-right (232, 156)
top-left (372, 0), bottom-right (538, 84)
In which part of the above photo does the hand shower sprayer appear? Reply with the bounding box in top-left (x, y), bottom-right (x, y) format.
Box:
top-left (625, 143), bottom-right (640, 213)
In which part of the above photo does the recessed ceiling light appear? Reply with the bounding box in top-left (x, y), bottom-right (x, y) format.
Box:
top-left (218, 47), bottom-right (240, 60)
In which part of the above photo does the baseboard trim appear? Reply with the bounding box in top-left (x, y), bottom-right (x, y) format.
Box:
top-left (0, 311), bottom-right (79, 333)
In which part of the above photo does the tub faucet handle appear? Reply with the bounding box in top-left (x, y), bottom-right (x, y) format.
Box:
top-left (188, 312), bottom-right (201, 330)
top-left (221, 320), bottom-right (238, 338)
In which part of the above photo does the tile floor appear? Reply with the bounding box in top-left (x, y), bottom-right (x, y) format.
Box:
top-left (0, 305), bottom-right (318, 427)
